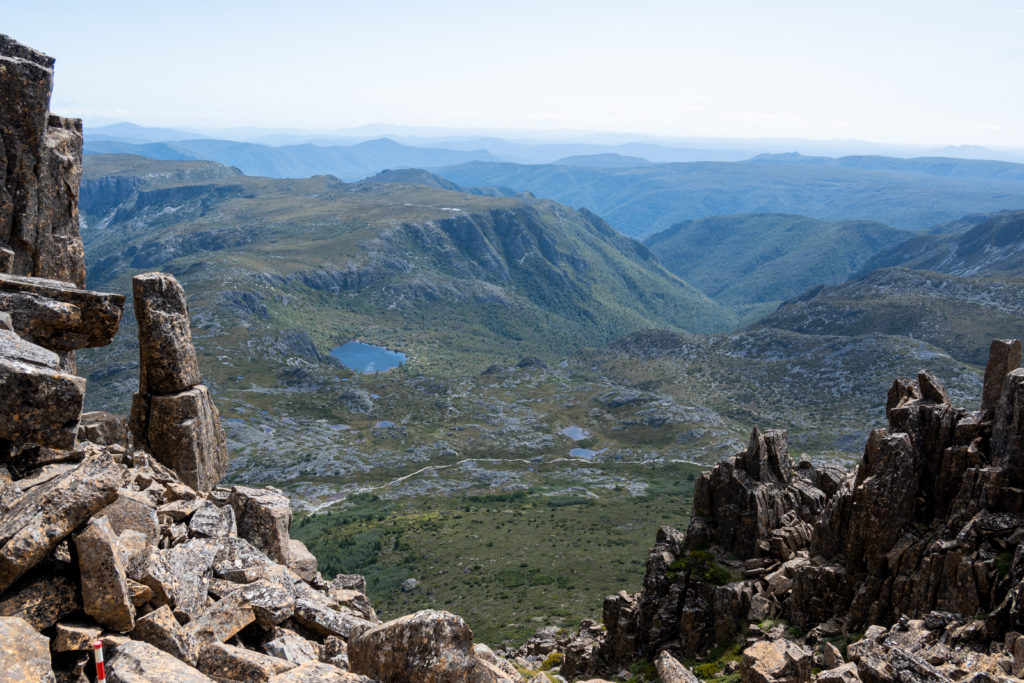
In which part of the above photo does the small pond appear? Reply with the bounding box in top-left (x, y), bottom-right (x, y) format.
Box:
top-left (330, 341), bottom-right (407, 374)
top-left (561, 426), bottom-right (589, 441)
top-left (569, 447), bottom-right (605, 461)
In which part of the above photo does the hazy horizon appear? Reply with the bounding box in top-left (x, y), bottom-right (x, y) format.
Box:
top-left (6, 0), bottom-right (1024, 148)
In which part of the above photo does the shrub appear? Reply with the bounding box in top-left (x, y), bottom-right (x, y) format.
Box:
top-left (540, 652), bottom-right (564, 670)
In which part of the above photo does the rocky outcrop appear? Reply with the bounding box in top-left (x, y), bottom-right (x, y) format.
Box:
top-left (554, 340), bottom-right (1024, 681)
top-left (0, 34), bottom-right (85, 287)
top-left (129, 272), bottom-right (227, 491)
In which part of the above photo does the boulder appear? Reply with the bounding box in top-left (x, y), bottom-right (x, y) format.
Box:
top-left (292, 598), bottom-right (374, 640)
top-left (264, 630), bottom-right (320, 664)
top-left (287, 538), bottom-right (318, 582)
top-left (188, 500), bottom-right (237, 539)
top-left (105, 639), bottom-right (214, 682)
top-left (655, 650), bottom-right (702, 683)
top-left (741, 638), bottom-right (812, 683)
top-left (0, 273), bottom-right (123, 351)
top-left (78, 410), bottom-right (130, 447)
top-left (0, 453), bottom-right (123, 592)
top-left (135, 385), bottom-right (228, 492)
top-left (53, 621), bottom-right (103, 652)
top-left (0, 616), bottom-right (55, 682)
top-left (817, 663), bottom-right (862, 683)
top-left (0, 327), bottom-right (85, 449)
top-left (132, 272), bottom-right (201, 394)
top-left (184, 590), bottom-right (256, 644)
top-left (129, 605), bottom-right (197, 665)
top-left (0, 573), bottom-right (79, 630)
top-left (268, 661), bottom-right (374, 682)
top-left (197, 642), bottom-right (297, 681)
top-left (349, 609), bottom-right (497, 682)
top-left (102, 489), bottom-right (160, 544)
top-left (75, 516), bottom-right (135, 632)
top-left (229, 486), bottom-right (293, 564)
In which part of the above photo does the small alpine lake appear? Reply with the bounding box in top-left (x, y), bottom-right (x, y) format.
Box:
top-left (330, 341), bottom-right (407, 374)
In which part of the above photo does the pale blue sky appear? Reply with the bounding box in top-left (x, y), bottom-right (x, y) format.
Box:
top-left (4, 0), bottom-right (1024, 146)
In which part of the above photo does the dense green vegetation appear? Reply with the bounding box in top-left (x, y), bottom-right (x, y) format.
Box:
top-left (644, 213), bottom-right (910, 315)
top-left (292, 462), bottom-right (698, 645)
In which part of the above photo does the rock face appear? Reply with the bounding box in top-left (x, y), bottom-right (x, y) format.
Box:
top-left (0, 34), bottom-right (85, 287)
top-left (557, 339), bottom-right (1024, 682)
top-left (129, 272), bottom-right (227, 491)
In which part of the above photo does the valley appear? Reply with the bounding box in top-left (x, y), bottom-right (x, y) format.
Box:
top-left (73, 152), bottom-right (1022, 645)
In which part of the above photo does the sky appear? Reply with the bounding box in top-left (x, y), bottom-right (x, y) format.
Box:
top-left (3, 0), bottom-right (1024, 147)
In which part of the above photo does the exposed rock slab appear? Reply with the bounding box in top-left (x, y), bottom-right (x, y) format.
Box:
top-left (105, 639), bottom-right (214, 683)
top-left (268, 661), bottom-right (373, 682)
top-left (0, 327), bottom-right (84, 449)
top-left (0, 454), bottom-right (123, 592)
top-left (197, 642), bottom-right (296, 681)
top-left (0, 573), bottom-right (78, 629)
top-left (229, 486), bottom-right (293, 564)
top-left (740, 638), bottom-right (811, 683)
top-left (0, 616), bottom-right (56, 682)
top-left (135, 385), bottom-right (227, 492)
top-left (0, 273), bottom-right (123, 351)
top-left (75, 515), bottom-right (135, 632)
top-left (655, 650), bottom-right (702, 683)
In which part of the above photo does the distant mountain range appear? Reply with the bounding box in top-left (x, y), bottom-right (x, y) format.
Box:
top-left (437, 154), bottom-right (1024, 237)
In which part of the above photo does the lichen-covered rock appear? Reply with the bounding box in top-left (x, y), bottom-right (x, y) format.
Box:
top-left (229, 486), bottom-right (293, 564)
top-left (268, 661), bottom-right (374, 682)
top-left (264, 629), bottom-right (319, 665)
top-left (129, 605), bottom-right (197, 665)
top-left (105, 639), bottom-right (214, 682)
top-left (287, 538), bottom-right (318, 582)
top-left (197, 642), bottom-right (297, 681)
top-left (0, 616), bottom-right (55, 682)
top-left (102, 488), bottom-right (160, 544)
top-left (78, 410), bottom-right (130, 447)
top-left (349, 609), bottom-right (500, 682)
top-left (53, 621), bottom-right (102, 652)
top-left (0, 327), bottom-right (85, 449)
top-left (184, 590), bottom-right (255, 644)
top-left (655, 650), bottom-right (702, 683)
top-left (132, 272), bottom-right (201, 395)
top-left (136, 385), bottom-right (227, 492)
top-left (0, 573), bottom-right (79, 630)
top-left (292, 598), bottom-right (374, 640)
top-left (0, 453), bottom-right (123, 592)
top-left (75, 515), bottom-right (135, 632)
top-left (0, 272), bottom-right (123, 351)
top-left (740, 638), bottom-right (811, 683)
top-left (188, 500), bottom-right (236, 539)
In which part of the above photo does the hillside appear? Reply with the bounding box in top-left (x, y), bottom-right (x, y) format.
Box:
top-left (437, 154), bottom-right (1024, 238)
top-left (644, 213), bottom-right (910, 314)
top-left (754, 267), bottom-right (1024, 365)
top-left (859, 208), bottom-right (1024, 277)
top-left (80, 155), bottom-right (731, 376)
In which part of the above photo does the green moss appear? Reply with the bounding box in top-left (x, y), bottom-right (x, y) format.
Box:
top-left (667, 549), bottom-right (735, 586)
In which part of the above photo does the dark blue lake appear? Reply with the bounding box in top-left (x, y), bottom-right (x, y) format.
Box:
top-left (330, 341), bottom-right (407, 373)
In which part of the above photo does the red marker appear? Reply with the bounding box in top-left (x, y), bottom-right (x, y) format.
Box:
top-left (94, 641), bottom-right (106, 682)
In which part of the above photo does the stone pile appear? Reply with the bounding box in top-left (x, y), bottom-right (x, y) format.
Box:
top-left (545, 339), bottom-right (1024, 682)
top-left (0, 33), bottom-right (526, 683)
